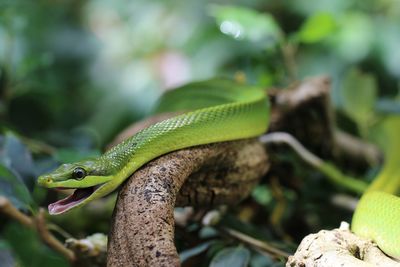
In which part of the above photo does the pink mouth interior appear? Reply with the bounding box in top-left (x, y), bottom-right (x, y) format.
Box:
top-left (48, 187), bottom-right (96, 215)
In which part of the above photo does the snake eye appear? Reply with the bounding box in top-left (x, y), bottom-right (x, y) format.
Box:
top-left (73, 167), bottom-right (86, 180)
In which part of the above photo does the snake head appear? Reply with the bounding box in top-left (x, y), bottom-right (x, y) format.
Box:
top-left (38, 160), bottom-right (114, 215)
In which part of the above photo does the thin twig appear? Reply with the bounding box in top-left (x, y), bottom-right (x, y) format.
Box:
top-left (221, 227), bottom-right (290, 259)
top-left (0, 196), bottom-right (33, 226)
top-left (280, 41), bottom-right (298, 82)
top-left (18, 135), bottom-right (56, 155)
top-left (47, 223), bottom-right (74, 239)
top-left (260, 132), bottom-right (322, 167)
top-left (259, 132), bottom-right (368, 194)
top-left (35, 208), bottom-right (76, 261)
top-left (269, 177), bottom-right (293, 242)
top-left (0, 196), bottom-right (76, 262)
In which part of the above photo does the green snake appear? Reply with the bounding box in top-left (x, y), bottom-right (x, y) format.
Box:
top-left (37, 80), bottom-right (269, 214)
top-left (351, 116), bottom-right (400, 260)
top-left (37, 79), bottom-right (399, 259)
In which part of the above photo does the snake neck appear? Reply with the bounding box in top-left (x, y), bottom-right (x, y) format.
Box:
top-left (99, 96), bottom-right (269, 186)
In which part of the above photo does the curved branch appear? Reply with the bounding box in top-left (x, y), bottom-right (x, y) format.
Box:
top-left (107, 139), bottom-right (269, 266)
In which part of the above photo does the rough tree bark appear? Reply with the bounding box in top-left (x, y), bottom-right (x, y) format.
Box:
top-left (107, 138), bottom-right (268, 266)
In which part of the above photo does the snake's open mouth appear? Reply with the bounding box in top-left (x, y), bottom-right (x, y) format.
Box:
top-left (48, 185), bottom-right (101, 215)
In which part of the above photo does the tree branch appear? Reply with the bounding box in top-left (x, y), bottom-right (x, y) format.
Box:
top-left (35, 208), bottom-right (76, 261)
top-left (0, 197), bottom-right (76, 262)
top-left (260, 132), bottom-right (368, 194)
top-left (0, 196), bottom-right (33, 227)
top-left (107, 139), bottom-right (269, 266)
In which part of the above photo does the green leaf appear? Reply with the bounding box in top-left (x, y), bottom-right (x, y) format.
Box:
top-left (199, 226), bottom-right (219, 239)
top-left (250, 250), bottom-right (275, 267)
top-left (377, 22), bottom-right (400, 77)
top-left (329, 12), bottom-right (373, 62)
top-left (210, 246), bottom-right (250, 267)
top-left (0, 240), bottom-right (11, 250)
top-left (0, 134), bottom-right (37, 185)
top-left (0, 241), bottom-right (15, 267)
top-left (251, 185), bottom-right (272, 205)
top-left (154, 78), bottom-right (263, 114)
top-left (340, 68), bottom-right (377, 128)
top-left (298, 12), bottom-right (337, 43)
top-left (0, 134), bottom-right (33, 210)
top-left (0, 164), bottom-right (32, 210)
top-left (209, 5), bottom-right (282, 46)
top-left (180, 241), bottom-right (215, 263)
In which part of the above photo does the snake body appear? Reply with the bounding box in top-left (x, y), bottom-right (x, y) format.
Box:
top-left (38, 80), bottom-right (269, 214)
top-left (38, 79), bottom-right (399, 259)
top-left (352, 116), bottom-right (400, 259)
top-left (352, 191), bottom-right (400, 259)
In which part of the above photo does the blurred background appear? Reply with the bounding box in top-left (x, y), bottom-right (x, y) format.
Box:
top-left (1, 0), bottom-right (400, 266)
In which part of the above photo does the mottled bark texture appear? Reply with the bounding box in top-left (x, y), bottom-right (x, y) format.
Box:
top-left (268, 76), bottom-right (335, 157)
top-left (107, 139), bottom-right (268, 266)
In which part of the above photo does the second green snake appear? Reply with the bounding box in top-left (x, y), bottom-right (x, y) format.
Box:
top-left (352, 116), bottom-right (400, 260)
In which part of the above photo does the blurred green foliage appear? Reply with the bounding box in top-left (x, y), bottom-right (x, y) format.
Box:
top-left (297, 12), bottom-right (336, 43)
top-left (1, 0), bottom-right (400, 266)
top-left (209, 246), bottom-right (250, 267)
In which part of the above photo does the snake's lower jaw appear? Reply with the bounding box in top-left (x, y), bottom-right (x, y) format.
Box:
top-left (48, 184), bottom-right (105, 215)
